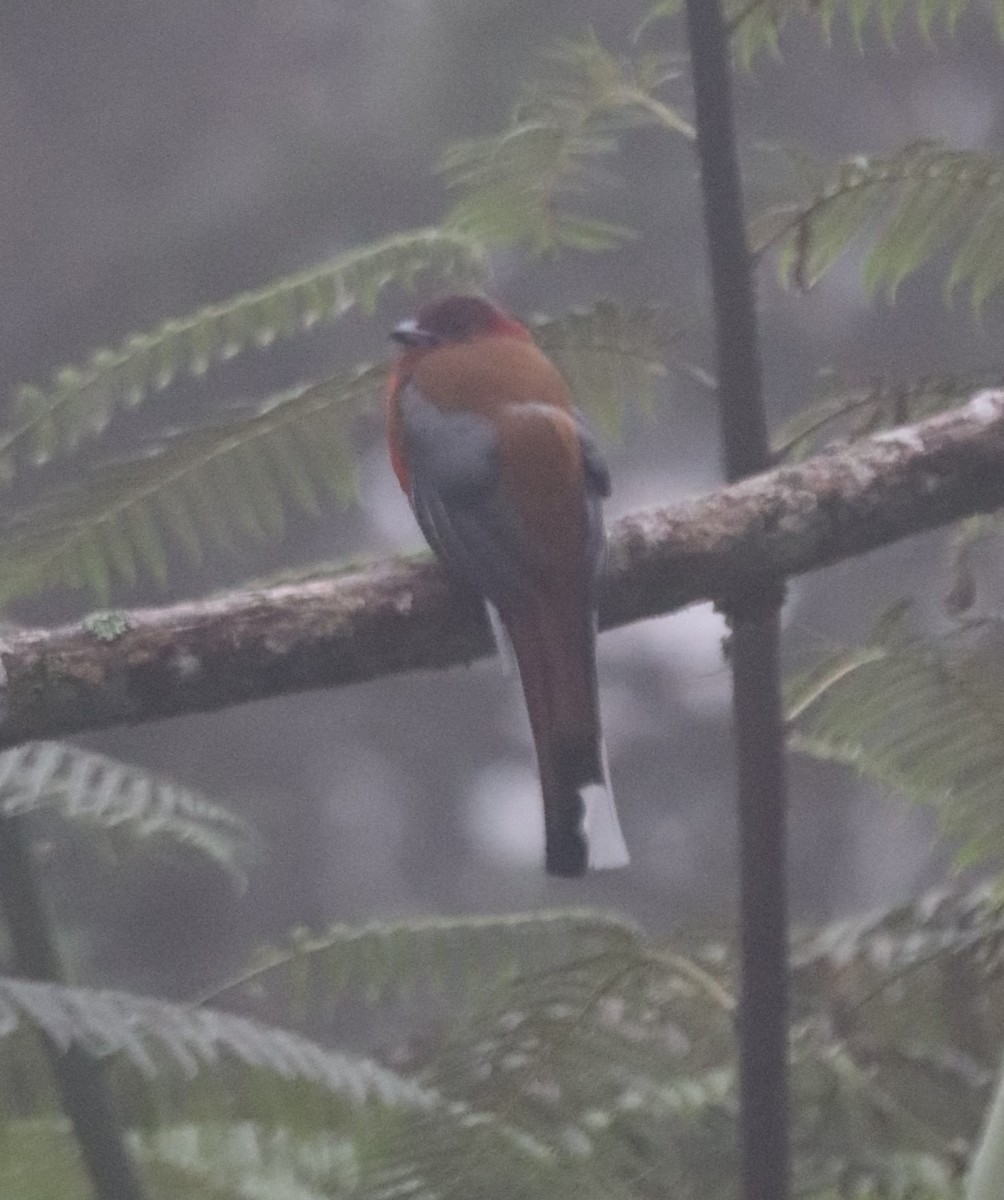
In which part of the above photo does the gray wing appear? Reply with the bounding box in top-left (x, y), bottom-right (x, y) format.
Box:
top-left (399, 381), bottom-right (610, 611)
top-left (573, 409), bottom-right (611, 583)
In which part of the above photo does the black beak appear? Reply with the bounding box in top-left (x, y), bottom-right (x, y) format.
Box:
top-left (390, 319), bottom-right (439, 347)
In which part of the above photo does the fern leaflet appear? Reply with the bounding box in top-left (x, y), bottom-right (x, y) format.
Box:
top-left (0, 367), bottom-right (385, 605)
top-left (0, 741), bottom-right (255, 884)
top-left (0, 300), bottom-right (668, 606)
top-left (532, 302), bottom-right (670, 434)
top-left (728, 0), bottom-right (1004, 64)
top-left (787, 608), bottom-right (1004, 868)
top-left (4, 229), bottom-right (487, 478)
top-left (751, 143), bottom-right (1004, 308)
top-left (441, 34), bottom-right (692, 255)
top-left (771, 370), bottom-right (1000, 461)
top-left (202, 909), bottom-right (645, 1013)
top-left (0, 974), bottom-right (436, 1109)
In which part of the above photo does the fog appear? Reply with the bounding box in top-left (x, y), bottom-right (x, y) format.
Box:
top-left (3, 2), bottom-right (1001, 996)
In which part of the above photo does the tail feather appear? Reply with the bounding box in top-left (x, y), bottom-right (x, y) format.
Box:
top-left (506, 604), bottom-right (629, 877)
top-left (583, 738), bottom-right (629, 870)
top-left (544, 734), bottom-right (629, 875)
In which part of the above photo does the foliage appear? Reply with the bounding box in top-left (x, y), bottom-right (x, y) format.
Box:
top-left (441, 33), bottom-right (693, 255)
top-left (533, 301), bottom-right (671, 433)
top-left (787, 607), bottom-right (1004, 869)
top-left (0, 741), bottom-right (255, 885)
top-left (726, 0), bottom-right (1004, 64)
top-left (770, 371), bottom-right (1001, 461)
top-left (4, 230), bottom-right (487, 480)
top-left (0, 299), bottom-right (668, 607)
top-left (751, 144), bottom-right (1004, 307)
top-left (7, 883), bottom-right (1002, 1197)
top-left (0, 974), bottom-right (435, 1114)
top-left (5, 5), bottom-right (1004, 1199)
top-left (0, 368), bottom-right (383, 607)
top-left (202, 907), bottom-right (647, 1012)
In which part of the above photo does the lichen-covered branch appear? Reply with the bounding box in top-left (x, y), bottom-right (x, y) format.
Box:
top-left (2, 388), bottom-right (1003, 749)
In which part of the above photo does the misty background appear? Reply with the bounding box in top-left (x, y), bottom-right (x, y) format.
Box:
top-left (2, 1), bottom-right (1002, 1001)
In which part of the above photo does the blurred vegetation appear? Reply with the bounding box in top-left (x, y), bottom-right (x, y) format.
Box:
top-left (4, 0), bottom-right (1004, 1196)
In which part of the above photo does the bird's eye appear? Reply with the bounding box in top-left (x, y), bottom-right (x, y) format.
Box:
top-left (391, 320), bottom-right (440, 347)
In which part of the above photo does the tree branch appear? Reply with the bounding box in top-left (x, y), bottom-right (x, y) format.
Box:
top-left (1, 388), bottom-right (1003, 749)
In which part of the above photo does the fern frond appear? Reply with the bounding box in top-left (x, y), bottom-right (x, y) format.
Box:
top-left (0, 741), bottom-right (255, 884)
top-left (0, 974), bottom-right (436, 1112)
top-left (729, 0), bottom-right (1004, 64)
top-left (0, 982), bottom-right (631, 1200)
top-left (771, 370), bottom-right (996, 461)
top-left (421, 927), bottom-right (740, 1197)
top-left (532, 302), bottom-right (670, 434)
top-left (0, 298), bottom-right (671, 605)
top-left (203, 909), bottom-right (644, 1014)
top-left (633, 0), bottom-right (684, 43)
top-left (787, 608), bottom-right (1004, 868)
top-left (751, 143), bottom-right (1004, 307)
top-left (441, 34), bottom-right (692, 255)
top-left (130, 1122), bottom-right (364, 1200)
top-left (4, 229), bottom-right (486, 476)
top-left (0, 366), bottom-right (385, 605)
top-left (795, 878), bottom-right (1004, 986)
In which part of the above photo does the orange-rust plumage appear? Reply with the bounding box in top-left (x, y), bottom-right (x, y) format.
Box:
top-left (386, 294), bottom-right (628, 876)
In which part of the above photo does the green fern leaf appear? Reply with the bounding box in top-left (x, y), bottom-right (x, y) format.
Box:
top-left (633, 0), bottom-right (684, 43)
top-left (532, 302), bottom-right (670, 435)
top-left (4, 229), bottom-right (487, 477)
top-left (0, 367), bottom-right (385, 605)
top-left (0, 741), bottom-right (256, 884)
top-left (0, 298), bottom-right (670, 605)
top-left (427, 930), bottom-right (738, 1194)
top-left (441, 35), bottom-right (692, 256)
top-left (0, 980), bottom-right (628, 1200)
top-left (729, 0), bottom-right (1004, 63)
top-left (130, 1122), bottom-right (364, 1200)
top-left (788, 609), bottom-right (1004, 869)
top-left (202, 909), bottom-right (644, 1014)
top-left (771, 370), bottom-right (995, 461)
top-left (752, 143), bottom-right (1004, 308)
top-left (0, 974), bottom-right (436, 1109)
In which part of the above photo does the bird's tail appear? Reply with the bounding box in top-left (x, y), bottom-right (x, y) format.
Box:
top-left (507, 601), bottom-right (629, 877)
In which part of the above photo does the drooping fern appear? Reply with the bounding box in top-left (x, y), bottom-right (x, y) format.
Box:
top-left (0, 975), bottom-right (641, 1200)
top-left (727, 0), bottom-right (1004, 64)
top-left (3, 229), bottom-right (487, 480)
top-left (787, 607), bottom-right (1004, 869)
top-left (0, 367), bottom-right (385, 606)
top-left (751, 144), bottom-right (1004, 308)
top-left (441, 33), bottom-right (693, 255)
top-left (0, 302), bottom-right (668, 606)
top-left (771, 370), bottom-right (1002, 462)
top-left (416, 899), bottom-right (972, 1198)
top-left (5, 882), bottom-right (997, 1198)
top-left (202, 908), bottom-right (647, 1014)
top-left (0, 974), bottom-right (436, 1113)
top-left (533, 301), bottom-right (670, 433)
top-left (0, 741), bottom-right (256, 885)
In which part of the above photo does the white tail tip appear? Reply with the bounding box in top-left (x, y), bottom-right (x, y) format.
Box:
top-left (485, 601), bottom-right (516, 675)
top-left (582, 780), bottom-right (630, 869)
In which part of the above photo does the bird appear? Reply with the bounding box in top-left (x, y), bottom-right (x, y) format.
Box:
top-left (386, 293), bottom-right (629, 876)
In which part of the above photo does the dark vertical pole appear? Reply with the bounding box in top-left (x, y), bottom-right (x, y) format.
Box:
top-left (0, 814), bottom-right (148, 1199)
top-left (681, 4), bottom-right (791, 1200)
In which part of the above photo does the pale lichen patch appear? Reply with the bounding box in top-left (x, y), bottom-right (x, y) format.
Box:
top-left (171, 650), bottom-right (201, 680)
